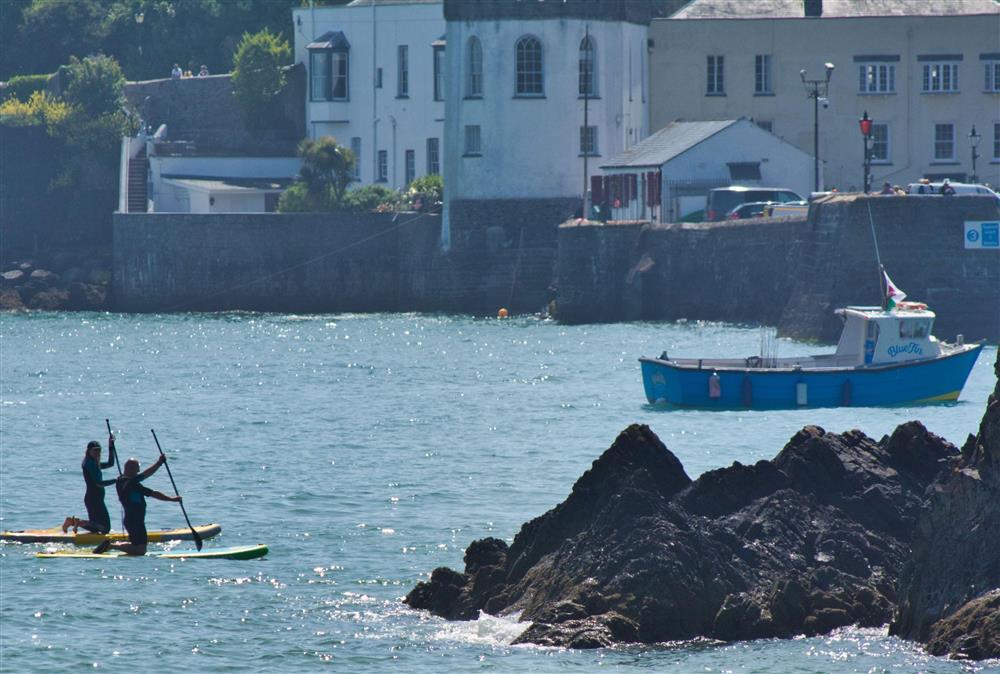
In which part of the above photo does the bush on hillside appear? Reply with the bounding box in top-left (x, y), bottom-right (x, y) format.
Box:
top-left (60, 55), bottom-right (127, 118)
top-left (344, 184), bottom-right (401, 213)
top-left (2, 74), bottom-right (51, 102)
top-left (232, 29), bottom-right (291, 127)
top-left (0, 91), bottom-right (70, 129)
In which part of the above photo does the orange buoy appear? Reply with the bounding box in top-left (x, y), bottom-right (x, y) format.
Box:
top-left (497, 308), bottom-right (509, 318)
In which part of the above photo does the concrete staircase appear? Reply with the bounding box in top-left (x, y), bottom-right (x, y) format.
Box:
top-left (126, 147), bottom-right (148, 213)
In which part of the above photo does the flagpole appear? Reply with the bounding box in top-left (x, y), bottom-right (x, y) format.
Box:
top-left (866, 202), bottom-right (886, 310)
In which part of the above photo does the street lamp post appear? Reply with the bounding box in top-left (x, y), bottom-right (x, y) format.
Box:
top-left (859, 111), bottom-right (873, 194)
top-left (969, 125), bottom-right (982, 183)
top-left (800, 62), bottom-right (835, 193)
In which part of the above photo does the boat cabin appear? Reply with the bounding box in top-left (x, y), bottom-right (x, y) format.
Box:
top-left (834, 304), bottom-right (940, 366)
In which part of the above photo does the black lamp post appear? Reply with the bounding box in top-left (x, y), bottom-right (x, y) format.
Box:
top-left (969, 125), bottom-right (981, 183)
top-left (859, 111), bottom-right (873, 194)
top-left (800, 62), bottom-right (835, 192)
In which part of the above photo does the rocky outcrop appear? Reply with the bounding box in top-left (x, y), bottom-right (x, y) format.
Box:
top-left (406, 421), bottom-right (959, 648)
top-left (891, 349), bottom-right (1000, 660)
top-left (0, 250), bottom-right (109, 311)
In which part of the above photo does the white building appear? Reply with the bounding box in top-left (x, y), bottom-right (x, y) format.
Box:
top-left (292, 0), bottom-right (446, 190)
top-left (649, 0), bottom-right (1000, 192)
top-left (442, 0), bottom-right (651, 247)
top-left (600, 118), bottom-right (815, 222)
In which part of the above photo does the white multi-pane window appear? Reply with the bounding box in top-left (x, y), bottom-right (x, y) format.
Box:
top-left (858, 63), bottom-right (896, 93)
top-left (707, 55), bottom-right (724, 94)
top-left (310, 51), bottom-right (331, 100)
top-left (934, 123), bottom-right (955, 161)
top-left (377, 150), bottom-right (388, 182)
top-left (466, 37), bottom-right (483, 98)
top-left (579, 36), bottom-right (597, 97)
top-left (985, 60), bottom-right (1000, 92)
top-left (871, 123), bottom-right (890, 163)
top-left (754, 54), bottom-right (772, 94)
top-left (331, 49), bottom-right (349, 100)
top-left (464, 125), bottom-right (481, 156)
top-left (426, 138), bottom-right (440, 175)
top-left (515, 36), bottom-right (543, 95)
top-left (405, 150), bottom-right (415, 186)
top-left (397, 45), bottom-right (408, 97)
top-left (922, 62), bottom-right (960, 93)
top-left (579, 126), bottom-right (598, 156)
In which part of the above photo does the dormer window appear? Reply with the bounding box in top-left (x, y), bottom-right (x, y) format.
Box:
top-left (308, 31), bottom-right (350, 101)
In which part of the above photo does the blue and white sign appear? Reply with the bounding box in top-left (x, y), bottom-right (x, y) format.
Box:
top-left (965, 221), bottom-right (1000, 250)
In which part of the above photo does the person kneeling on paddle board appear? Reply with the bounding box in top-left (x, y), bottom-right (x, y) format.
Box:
top-left (63, 435), bottom-right (118, 534)
top-left (93, 457), bottom-right (180, 555)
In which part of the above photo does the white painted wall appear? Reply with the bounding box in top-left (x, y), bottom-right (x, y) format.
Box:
top-left (292, 2), bottom-right (446, 190)
top-left (148, 156), bottom-right (300, 212)
top-left (444, 18), bottom-right (649, 201)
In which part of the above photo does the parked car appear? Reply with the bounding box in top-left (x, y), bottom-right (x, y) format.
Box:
top-left (906, 181), bottom-right (1000, 204)
top-left (726, 201), bottom-right (777, 219)
top-left (706, 186), bottom-right (805, 221)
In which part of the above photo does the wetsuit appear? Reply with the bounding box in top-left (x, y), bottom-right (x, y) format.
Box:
top-left (116, 474), bottom-right (154, 545)
top-left (80, 446), bottom-right (117, 534)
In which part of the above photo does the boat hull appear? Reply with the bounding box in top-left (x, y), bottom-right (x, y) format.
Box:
top-left (640, 344), bottom-right (982, 409)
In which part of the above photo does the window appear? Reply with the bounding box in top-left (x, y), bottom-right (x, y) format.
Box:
top-left (993, 122), bottom-right (1000, 161)
top-left (579, 35), bottom-right (596, 97)
top-left (754, 54), bottom-right (772, 94)
top-left (464, 125), bottom-right (481, 156)
top-left (350, 137), bottom-right (362, 180)
top-left (707, 55), bottom-right (724, 94)
top-left (871, 123), bottom-right (890, 163)
top-left (516, 35), bottom-right (544, 96)
top-left (310, 51), bottom-right (331, 100)
top-left (579, 126), bottom-right (598, 156)
top-left (858, 63), bottom-right (896, 93)
top-left (433, 45), bottom-right (445, 101)
top-left (405, 149), bottom-right (415, 186)
top-left (426, 138), bottom-right (440, 175)
top-left (756, 119), bottom-right (773, 133)
top-left (922, 62), bottom-right (960, 93)
top-left (466, 37), bottom-right (483, 98)
top-left (375, 67), bottom-right (382, 88)
top-left (377, 150), bottom-right (388, 182)
top-left (332, 49), bottom-right (349, 100)
top-left (985, 59), bottom-right (1000, 92)
top-left (397, 46), bottom-right (409, 97)
top-left (934, 123), bottom-right (955, 161)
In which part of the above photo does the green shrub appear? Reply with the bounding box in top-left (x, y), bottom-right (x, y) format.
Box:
top-left (2, 74), bottom-right (50, 102)
top-left (277, 183), bottom-right (337, 213)
top-left (344, 184), bottom-right (400, 212)
top-left (231, 29), bottom-right (291, 127)
top-left (60, 55), bottom-right (126, 118)
top-left (0, 90), bottom-right (70, 129)
top-left (404, 174), bottom-right (443, 211)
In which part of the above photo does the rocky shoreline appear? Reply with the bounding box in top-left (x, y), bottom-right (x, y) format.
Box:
top-left (405, 351), bottom-right (1000, 659)
top-left (1, 247), bottom-right (111, 311)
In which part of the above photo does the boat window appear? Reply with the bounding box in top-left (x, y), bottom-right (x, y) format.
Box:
top-left (866, 320), bottom-right (879, 340)
top-left (899, 319), bottom-right (930, 338)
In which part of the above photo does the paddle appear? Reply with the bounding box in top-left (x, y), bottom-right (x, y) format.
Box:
top-left (106, 418), bottom-right (123, 476)
top-left (150, 429), bottom-right (203, 551)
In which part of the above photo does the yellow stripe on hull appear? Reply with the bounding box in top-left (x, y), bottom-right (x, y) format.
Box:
top-left (912, 390), bottom-right (961, 403)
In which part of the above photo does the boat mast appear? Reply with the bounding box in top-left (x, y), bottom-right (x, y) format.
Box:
top-left (866, 201), bottom-right (887, 310)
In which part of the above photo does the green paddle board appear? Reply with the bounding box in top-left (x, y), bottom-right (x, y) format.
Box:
top-left (36, 544), bottom-right (268, 560)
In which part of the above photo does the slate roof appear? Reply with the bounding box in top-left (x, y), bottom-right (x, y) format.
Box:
top-left (601, 119), bottom-right (739, 168)
top-left (671, 0), bottom-right (1000, 18)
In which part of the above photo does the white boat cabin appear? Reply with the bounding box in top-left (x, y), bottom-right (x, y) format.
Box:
top-left (834, 304), bottom-right (941, 366)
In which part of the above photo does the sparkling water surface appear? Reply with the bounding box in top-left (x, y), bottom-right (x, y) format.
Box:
top-left (1, 312), bottom-right (996, 673)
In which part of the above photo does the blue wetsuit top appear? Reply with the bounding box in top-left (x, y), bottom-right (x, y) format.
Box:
top-left (82, 452), bottom-right (116, 496)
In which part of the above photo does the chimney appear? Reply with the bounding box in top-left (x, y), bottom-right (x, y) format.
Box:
top-left (804, 0), bottom-right (822, 17)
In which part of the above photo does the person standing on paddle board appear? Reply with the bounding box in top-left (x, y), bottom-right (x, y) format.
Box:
top-left (62, 436), bottom-right (118, 534)
top-left (94, 457), bottom-right (180, 555)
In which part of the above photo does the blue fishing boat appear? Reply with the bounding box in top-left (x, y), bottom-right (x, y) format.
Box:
top-left (640, 301), bottom-right (982, 409)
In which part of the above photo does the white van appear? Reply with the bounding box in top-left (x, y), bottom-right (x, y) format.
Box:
top-left (906, 181), bottom-right (1000, 204)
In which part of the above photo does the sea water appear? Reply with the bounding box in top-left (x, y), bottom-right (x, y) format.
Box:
top-left (0, 311), bottom-right (996, 673)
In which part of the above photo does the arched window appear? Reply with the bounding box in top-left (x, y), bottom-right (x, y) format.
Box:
top-left (579, 35), bottom-right (596, 97)
top-left (515, 35), bottom-right (543, 95)
top-left (466, 37), bottom-right (483, 98)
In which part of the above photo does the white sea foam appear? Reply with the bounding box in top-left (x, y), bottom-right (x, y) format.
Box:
top-left (430, 611), bottom-right (530, 647)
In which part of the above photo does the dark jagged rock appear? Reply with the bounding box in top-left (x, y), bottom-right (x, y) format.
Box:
top-left (406, 422), bottom-right (957, 647)
top-left (892, 349), bottom-right (1000, 660)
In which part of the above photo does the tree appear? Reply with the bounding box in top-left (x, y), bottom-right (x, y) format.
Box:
top-left (61, 54), bottom-right (127, 117)
top-left (231, 28), bottom-right (291, 127)
top-left (279, 137), bottom-right (357, 212)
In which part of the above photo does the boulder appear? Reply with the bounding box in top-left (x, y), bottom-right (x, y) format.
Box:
top-left (66, 282), bottom-right (107, 310)
top-left (27, 287), bottom-right (70, 310)
top-left (0, 288), bottom-right (25, 311)
top-left (29, 268), bottom-right (59, 285)
top-left (1, 269), bottom-right (25, 286)
top-left (406, 421), bottom-right (956, 647)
